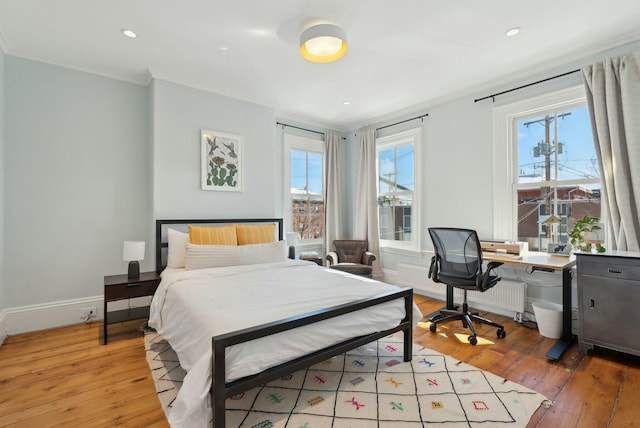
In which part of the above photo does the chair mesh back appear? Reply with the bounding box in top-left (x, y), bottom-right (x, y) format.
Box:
top-left (428, 228), bottom-right (482, 280)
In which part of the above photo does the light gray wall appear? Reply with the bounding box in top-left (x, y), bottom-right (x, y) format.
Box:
top-left (152, 79), bottom-right (280, 220)
top-left (4, 57), bottom-right (151, 307)
top-left (0, 48), bottom-right (5, 312)
top-left (352, 40), bottom-right (640, 309)
top-left (2, 38), bottom-right (639, 323)
top-left (355, 39), bottom-right (640, 276)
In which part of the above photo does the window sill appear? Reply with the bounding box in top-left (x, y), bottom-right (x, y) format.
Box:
top-left (380, 246), bottom-right (423, 258)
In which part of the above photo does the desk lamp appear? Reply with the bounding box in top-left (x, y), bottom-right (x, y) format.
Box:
top-left (123, 241), bottom-right (145, 279)
top-left (286, 232), bottom-right (298, 259)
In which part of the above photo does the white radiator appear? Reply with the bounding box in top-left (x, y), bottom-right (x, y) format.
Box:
top-left (396, 263), bottom-right (526, 317)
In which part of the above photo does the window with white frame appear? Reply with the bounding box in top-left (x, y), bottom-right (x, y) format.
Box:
top-left (493, 86), bottom-right (603, 251)
top-left (377, 128), bottom-right (421, 251)
top-left (284, 134), bottom-right (324, 243)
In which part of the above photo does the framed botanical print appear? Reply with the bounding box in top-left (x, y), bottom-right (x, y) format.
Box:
top-left (201, 129), bottom-right (243, 191)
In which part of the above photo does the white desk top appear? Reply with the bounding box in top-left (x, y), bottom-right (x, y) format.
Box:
top-left (483, 251), bottom-right (575, 270)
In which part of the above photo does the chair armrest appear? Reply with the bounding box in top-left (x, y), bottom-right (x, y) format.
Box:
top-left (326, 252), bottom-right (338, 266)
top-left (362, 251), bottom-right (377, 266)
top-left (486, 261), bottom-right (504, 272)
top-left (477, 261), bottom-right (504, 291)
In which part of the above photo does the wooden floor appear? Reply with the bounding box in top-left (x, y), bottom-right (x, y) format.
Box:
top-left (1, 295), bottom-right (639, 427)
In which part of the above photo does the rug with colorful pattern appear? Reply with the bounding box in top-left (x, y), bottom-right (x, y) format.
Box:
top-left (144, 332), bottom-right (549, 427)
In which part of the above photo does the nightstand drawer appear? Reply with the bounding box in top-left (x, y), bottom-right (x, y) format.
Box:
top-left (105, 280), bottom-right (159, 300)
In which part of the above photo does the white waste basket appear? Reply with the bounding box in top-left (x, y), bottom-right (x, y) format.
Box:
top-left (532, 301), bottom-right (563, 339)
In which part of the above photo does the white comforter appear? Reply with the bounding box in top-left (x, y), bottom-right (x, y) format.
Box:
top-left (149, 259), bottom-right (422, 427)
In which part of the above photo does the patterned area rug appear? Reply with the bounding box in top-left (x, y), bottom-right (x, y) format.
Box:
top-left (144, 332), bottom-right (549, 427)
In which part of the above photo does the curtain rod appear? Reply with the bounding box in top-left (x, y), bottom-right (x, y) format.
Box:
top-left (276, 122), bottom-right (346, 140)
top-left (376, 113), bottom-right (429, 132)
top-left (474, 69), bottom-right (581, 103)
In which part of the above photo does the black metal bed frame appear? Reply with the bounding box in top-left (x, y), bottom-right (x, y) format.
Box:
top-left (155, 218), bottom-right (414, 428)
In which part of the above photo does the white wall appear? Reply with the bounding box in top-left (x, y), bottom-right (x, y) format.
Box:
top-left (365, 39), bottom-right (640, 309)
top-left (2, 39), bottom-right (640, 335)
top-left (0, 48), bottom-right (6, 332)
top-left (4, 57), bottom-right (151, 312)
top-left (152, 79), bottom-right (280, 220)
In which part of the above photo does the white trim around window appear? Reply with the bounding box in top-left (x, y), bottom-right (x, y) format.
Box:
top-left (492, 85), bottom-right (589, 240)
top-left (283, 133), bottom-right (324, 247)
top-left (377, 127), bottom-right (422, 252)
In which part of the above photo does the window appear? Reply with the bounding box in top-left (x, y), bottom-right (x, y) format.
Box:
top-left (493, 86), bottom-right (602, 251)
top-left (284, 134), bottom-right (324, 243)
top-left (377, 128), bottom-right (421, 251)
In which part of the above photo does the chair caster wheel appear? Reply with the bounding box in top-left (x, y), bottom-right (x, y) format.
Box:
top-left (429, 323), bottom-right (437, 333)
top-left (468, 335), bottom-right (478, 345)
top-left (497, 329), bottom-right (506, 339)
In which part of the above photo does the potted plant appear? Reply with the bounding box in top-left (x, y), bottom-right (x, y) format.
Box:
top-left (569, 215), bottom-right (606, 253)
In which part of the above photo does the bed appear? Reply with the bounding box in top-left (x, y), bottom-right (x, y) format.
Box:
top-left (150, 218), bottom-right (422, 428)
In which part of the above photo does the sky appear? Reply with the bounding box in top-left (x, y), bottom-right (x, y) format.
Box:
top-left (291, 105), bottom-right (597, 196)
top-left (291, 150), bottom-right (323, 194)
top-left (517, 105), bottom-right (599, 182)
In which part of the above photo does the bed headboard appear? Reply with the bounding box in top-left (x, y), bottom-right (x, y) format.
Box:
top-left (155, 218), bottom-right (284, 273)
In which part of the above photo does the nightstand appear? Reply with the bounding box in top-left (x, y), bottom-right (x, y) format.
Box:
top-left (103, 271), bottom-right (161, 345)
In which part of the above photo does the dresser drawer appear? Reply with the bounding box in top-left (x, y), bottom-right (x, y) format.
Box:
top-left (577, 256), bottom-right (640, 281)
top-left (105, 280), bottom-right (159, 300)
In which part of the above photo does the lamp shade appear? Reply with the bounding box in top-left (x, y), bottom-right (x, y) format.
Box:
top-left (300, 24), bottom-right (348, 63)
top-left (123, 241), bottom-right (145, 261)
top-left (286, 232), bottom-right (299, 247)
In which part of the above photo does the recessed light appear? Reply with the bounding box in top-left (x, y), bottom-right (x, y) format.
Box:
top-left (505, 27), bottom-right (521, 37)
top-left (220, 46), bottom-right (229, 51)
top-left (122, 29), bottom-right (137, 38)
top-left (343, 101), bottom-right (351, 106)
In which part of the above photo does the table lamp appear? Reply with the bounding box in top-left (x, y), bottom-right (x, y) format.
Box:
top-left (286, 232), bottom-right (298, 259)
top-left (123, 241), bottom-right (145, 279)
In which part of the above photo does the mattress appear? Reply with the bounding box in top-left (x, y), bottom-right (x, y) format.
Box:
top-left (149, 259), bottom-right (422, 427)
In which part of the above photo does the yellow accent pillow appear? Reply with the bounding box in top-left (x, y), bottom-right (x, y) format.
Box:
top-left (188, 224), bottom-right (238, 245)
top-left (235, 223), bottom-right (276, 245)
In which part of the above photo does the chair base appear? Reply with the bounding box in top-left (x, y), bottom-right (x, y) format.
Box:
top-left (429, 301), bottom-right (506, 345)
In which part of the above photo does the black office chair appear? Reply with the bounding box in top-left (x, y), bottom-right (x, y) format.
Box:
top-left (427, 227), bottom-right (506, 345)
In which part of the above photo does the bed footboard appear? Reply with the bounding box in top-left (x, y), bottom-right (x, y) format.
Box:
top-left (210, 287), bottom-right (414, 428)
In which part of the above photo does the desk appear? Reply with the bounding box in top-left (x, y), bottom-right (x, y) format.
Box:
top-left (427, 251), bottom-right (575, 361)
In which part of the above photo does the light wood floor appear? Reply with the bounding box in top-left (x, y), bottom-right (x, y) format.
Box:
top-left (1, 295), bottom-right (639, 427)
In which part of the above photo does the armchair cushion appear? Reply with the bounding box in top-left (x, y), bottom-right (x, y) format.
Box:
top-left (329, 263), bottom-right (373, 277)
top-left (326, 240), bottom-right (376, 278)
top-left (334, 240), bottom-right (368, 263)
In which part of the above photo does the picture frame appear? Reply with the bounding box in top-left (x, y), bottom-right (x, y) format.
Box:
top-left (201, 129), bottom-right (243, 191)
top-left (547, 242), bottom-right (571, 256)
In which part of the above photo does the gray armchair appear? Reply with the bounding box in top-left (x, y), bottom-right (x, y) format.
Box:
top-left (326, 240), bottom-right (376, 278)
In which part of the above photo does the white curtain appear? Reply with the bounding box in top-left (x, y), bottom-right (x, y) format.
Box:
top-left (323, 133), bottom-right (343, 256)
top-left (354, 129), bottom-right (382, 277)
top-left (582, 51), bottom-right (640, 251)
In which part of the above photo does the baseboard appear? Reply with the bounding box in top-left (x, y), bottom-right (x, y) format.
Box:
top-left (383, 267), bottom-right (445, 298)
top-left (0, 309), bottom-right (8, 346)
top-left (2, 294), bottom-right (156, 336)
top-left (4, 296), bottom-right (103, 335)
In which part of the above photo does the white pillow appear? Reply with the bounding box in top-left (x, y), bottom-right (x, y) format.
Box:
top-left (184, 241), bottom-right (287, 270)
top-left (167, 228), bottom-right (189, 269)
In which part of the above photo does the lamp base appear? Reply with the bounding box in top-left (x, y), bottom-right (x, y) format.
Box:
top-left (128, 261), bottom-right (140, 279)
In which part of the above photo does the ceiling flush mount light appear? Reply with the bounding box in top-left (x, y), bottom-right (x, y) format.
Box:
top-left (505, 27), bottom-right (521, 37)
top-left (300, 23), bottom-right (347, 63)
top-left (122, 29), bottom-right (137, 38)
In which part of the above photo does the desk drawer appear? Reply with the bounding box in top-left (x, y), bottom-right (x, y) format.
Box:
top-left (578, 257), bottom-right (640, 281)
top-left (105, 280), bottom-right (159, 300)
